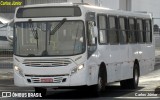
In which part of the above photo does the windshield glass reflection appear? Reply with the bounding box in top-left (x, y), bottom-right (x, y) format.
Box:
top-left (15, 21), bottom-right (85, 56)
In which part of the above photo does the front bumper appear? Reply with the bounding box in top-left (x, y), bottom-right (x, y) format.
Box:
top-left (14, 66), bottom-right (87, 87)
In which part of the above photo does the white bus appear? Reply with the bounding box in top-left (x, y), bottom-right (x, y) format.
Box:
top-left (13, 3), bottom-right (155, 96)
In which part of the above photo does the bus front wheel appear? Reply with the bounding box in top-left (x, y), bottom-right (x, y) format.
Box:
top-left (91, 67), bottom-right (107, 95)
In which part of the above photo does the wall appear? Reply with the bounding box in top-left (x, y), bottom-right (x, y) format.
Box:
top-left (100, 0), bottom-right (119, 9)
top-left (131, 0), bottom-right (160, 25)
top-left (68, 0), bottom-right (120, 9)
top-left (68, 0), bottom-right (95, 5)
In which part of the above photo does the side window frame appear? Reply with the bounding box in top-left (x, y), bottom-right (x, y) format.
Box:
top-left (97, 14), bottom-right (108, 45)
top-left (142, 19), bottom-right (146, 43)
top-left (118, 16), bottom-right (128, 44)
top-left (128, 17), bottom-right (137, 43)
top-left (136, 18), bottom-right (144, 43)
top-left (108, 15), bottom-right (119, 45)
top-left (144, 19), bottom-right (152, 43)
top-left (149, 19), bottom-right (152, 43)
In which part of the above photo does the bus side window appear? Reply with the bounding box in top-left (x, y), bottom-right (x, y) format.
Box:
top-left (98, 15), bottom-right (107, 44)
top-left (87, 21), bottom-right (97, 57)
top-left (137, 19), bottom-right (144, 43)
top-left (128, 18), bottom-right (136, 43)
top-left (145, 19), bottom-right (152, 43)
top-left (108, 16), bottom-right (118, 44)
top-left (119, 17), bottom-right (127, 44)
top-left (87, 21), bottom-right (96, 45)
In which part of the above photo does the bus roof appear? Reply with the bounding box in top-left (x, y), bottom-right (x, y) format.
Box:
top-left (81, 5), bottom-right (152, 18)
top-left (16, 3), bottom-right (152, 19)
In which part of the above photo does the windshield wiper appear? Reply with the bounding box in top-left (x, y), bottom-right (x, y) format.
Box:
top-left (28, 19), bottom-right (39, 49)
top-left (49, 18), bottom-right (66, 44)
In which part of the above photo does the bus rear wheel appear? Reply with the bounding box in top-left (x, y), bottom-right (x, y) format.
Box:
top-left (120, 63), bottom-right (139, 89)
top-left (34, 87), bottom-right (47, 97)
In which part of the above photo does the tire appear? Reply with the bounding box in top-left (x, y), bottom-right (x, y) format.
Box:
top-left (120, 63), bottom-right (139, 89)
top-left (130, 63), bottom-right (139, 89)
top-left (91, 67), bottom-right (107, 96)
top-left (35, 87), bottom-right (47, 97)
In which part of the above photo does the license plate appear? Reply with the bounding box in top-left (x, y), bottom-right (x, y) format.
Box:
top-left (41, 78), bottom-right (53, 83)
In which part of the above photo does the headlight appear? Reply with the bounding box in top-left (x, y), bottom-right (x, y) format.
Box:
top-left (71, 64), bottom-right (84, 75)
top-left (14, 66), bottom-right (19, 71)
top-left (78, 64), bottom-right (84, 70)
top-left (14, 66), bottom-right (24, 77)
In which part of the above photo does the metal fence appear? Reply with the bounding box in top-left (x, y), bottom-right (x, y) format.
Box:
top-left (154, 19), bottom-right (160, 50)
top-left (0, 24), bottom-right (13, 69)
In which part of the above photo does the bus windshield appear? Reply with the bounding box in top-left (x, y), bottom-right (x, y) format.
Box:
top-left (14, 21), bottom-right (85, 56)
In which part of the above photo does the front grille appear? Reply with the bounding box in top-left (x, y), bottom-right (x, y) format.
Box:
top-left (25, 74), bottom-right (68, 83)
top-left (30, 77), bottom-right (63, 83)
top-left (23, 58), bottom-right (72, 67)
